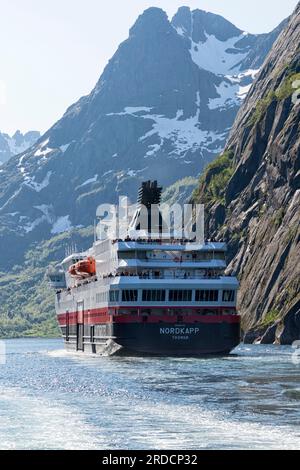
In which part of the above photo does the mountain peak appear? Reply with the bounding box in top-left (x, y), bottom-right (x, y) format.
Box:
top-left (130, 7), bottom-right (169, 36)
top-left (172, 6), bottom-right (193, 38)
top-left (12, 130), bottom-right (22, 139)
top-left (175, 6), bottom-right (192, 17)
top-left (0, 129), bottom-right (40, 165)
top-left (172, 6), bottom-right (243, 42)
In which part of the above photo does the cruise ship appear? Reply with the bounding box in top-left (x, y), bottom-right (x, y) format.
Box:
top-left (48, 181), bottom-right (240, 356)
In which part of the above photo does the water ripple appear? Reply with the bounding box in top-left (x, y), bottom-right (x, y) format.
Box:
top-left (0, 339), bottom-right (299, 449)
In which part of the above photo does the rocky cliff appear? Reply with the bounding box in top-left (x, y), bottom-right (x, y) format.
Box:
top-left (193, 3), bottom-right (300, 344)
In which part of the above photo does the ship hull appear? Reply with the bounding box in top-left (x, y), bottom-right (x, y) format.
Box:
top-left (61, 320), bottom-right (240, 357)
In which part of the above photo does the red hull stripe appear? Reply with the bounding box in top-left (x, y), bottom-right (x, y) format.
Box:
top-left (57, 307), bottom-right (240, 326)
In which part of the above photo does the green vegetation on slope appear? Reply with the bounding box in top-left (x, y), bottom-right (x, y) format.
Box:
top-left (161, 177), bottom-right (198, 206)
top-left (0, 226), bottom-right (93, 338)
top-left (193, 150), bottom-right (235, 205)
top-left (0, 267), bottom-right (57, 338)
top-left (258, 309), bottom-right (281, 328)
top-left (249, 72), bottom-right (300, 126)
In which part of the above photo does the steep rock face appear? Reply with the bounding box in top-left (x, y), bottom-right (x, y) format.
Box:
top-left (194, 3), bottom-right (300, 344)
top-left (0, 130), bottom-right (40, 164)
top-left (0, 8), bottom-right (285, 269)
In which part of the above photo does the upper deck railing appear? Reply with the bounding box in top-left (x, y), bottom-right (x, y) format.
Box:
top-left (104, 272), bottom-right (224, 281)
top-left (137, 273), bottom-right (223, 280)
top-left (114, 239), bottom-right (227, 252)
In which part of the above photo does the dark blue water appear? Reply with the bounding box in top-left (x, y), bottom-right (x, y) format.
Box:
top-left (0, 338), bottom-right (299, 449)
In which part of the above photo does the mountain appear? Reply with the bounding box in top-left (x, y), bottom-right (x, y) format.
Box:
top-left (193, 2), bottom-right (300, 344)
top-left (0, 7), bottom-right (287, 271)
top-left (0, 130), bottom-right (40, 165)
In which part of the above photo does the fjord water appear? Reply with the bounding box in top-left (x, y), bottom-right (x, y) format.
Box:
top-left (0, 339), bottom-right (299, 450)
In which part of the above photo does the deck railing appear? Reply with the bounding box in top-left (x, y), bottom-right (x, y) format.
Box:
top-left (111, 273), bottom-right (223, 280)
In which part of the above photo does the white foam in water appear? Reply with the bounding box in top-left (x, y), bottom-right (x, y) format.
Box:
top-left (124, 401), bottom-right (300, 450)
top-left (1, 388), bottom-right (297, 450)
top-left (46, 348), bottom-right (72, 358)
top-left (46, 348), bottom-right (100, 360)
top-left (0, 387), bottom-right (105, 450)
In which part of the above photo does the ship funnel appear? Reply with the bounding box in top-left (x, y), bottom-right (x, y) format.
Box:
top-left (128, 180), bottom-right (169, 239)
top-left (137, 180), bottom-right (162, 207)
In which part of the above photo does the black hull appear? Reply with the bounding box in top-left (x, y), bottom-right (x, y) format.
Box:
top-left (63, 321), bottom-right (240, 357)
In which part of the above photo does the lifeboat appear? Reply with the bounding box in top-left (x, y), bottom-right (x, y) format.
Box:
top-left (69, 257), bottom-right (96, 278)
top-left (69, 264), bottom-right (78, 277)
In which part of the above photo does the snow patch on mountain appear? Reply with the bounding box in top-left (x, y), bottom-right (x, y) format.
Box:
top-left (34, 147), bottom-right (53, 158)
top-left (21, 205), bottom-right (52, 233)
top-left (190, 33), bottom-right (249, 75)
top-left (175, 26), bottom-right (185, 37)
top-left (35, 204), bottom-right (53, 221)
top-left (60, 143), bottom-right (71, 153)
top-left (139, 110), bottom-right (225, 157)
top-left (23, 171), bottom-right (52, 192)
top-left (126, 168), bottom-right (148, 177)
top-left (20, 205), bottom-right (72, 235)
top-left (209, 69), bottom-right (260, 110)
top-left (107, 107), bottom-right (153, 117)
top-left (237, 69), bottom-right (260, 80)
top-left (51, 215), bottom-right (72, 234)
top-left (237, 84), bottom-right (252, 99)
top-left (209, 81), bottom-right (238, 110)
top-left (77, 174), bottom-right (98, 188)
top-left (0, 188), bottom-right (22, 212)
top-left (225, 69), bottom-right (260, 85)
top-left (23, 217), bottom-right (45, 233)
top-left (109, 93), bottom-right (224, 158)
top-left (34, 139), bottom-right (52, 157)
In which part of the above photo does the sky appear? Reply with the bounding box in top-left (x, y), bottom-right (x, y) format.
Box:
top-left (0, 0), bottom-right (298, 135)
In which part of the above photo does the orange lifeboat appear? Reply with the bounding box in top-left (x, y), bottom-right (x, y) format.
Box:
top-left (69, 264), bottom-right (78, 277)
top-left (76, 257), bottom-right (96, 276)
top-left (69, 257), bottom-right (96, 278)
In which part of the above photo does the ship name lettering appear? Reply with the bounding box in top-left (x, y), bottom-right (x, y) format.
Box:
top-left (160, 327), bottom-right (200, 335)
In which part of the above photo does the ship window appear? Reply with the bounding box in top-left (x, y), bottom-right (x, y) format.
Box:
top-left (119, 251), bottom-right (136, 259)
top-left (122, 290), bottom-right (138, 302)
top-left (214, 251), bottom-right (225, 261)
top-left (109, 290), bottom-right (119, 302)
top-left (142, 290), bottom-right (166, 302)
top-left (195, 290), bottom-right (218, 302)
top-left (169, 290), bottom-right (192, 302)
top-left (201, 252), bottom-right (213, 261)
top-left (96, 291), bottom-right (109, 303)
top-left (222, 290), bottom-right (235, 302)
